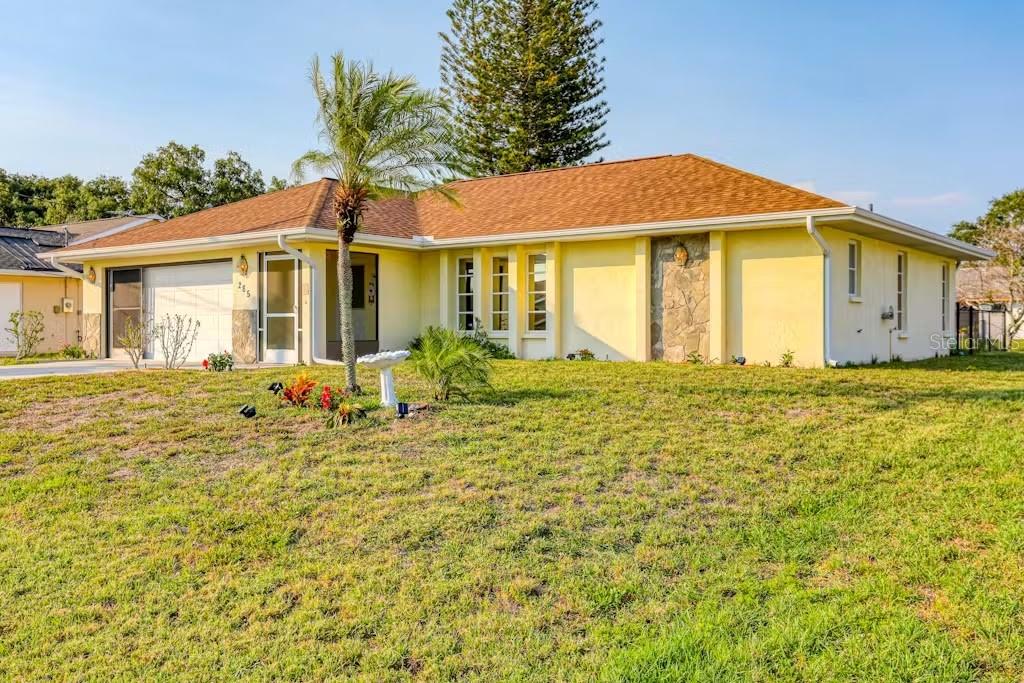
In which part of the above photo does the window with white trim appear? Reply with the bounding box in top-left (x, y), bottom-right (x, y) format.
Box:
top-left (848, 240), bottom-right (861, 297)
top-left (896, 252), bottom-right (907, 331)
top-left (491, 256), bottom-right (509, 331)
top-left (941, 263), bottom-right (949, 331)
top-left (457, 257), bottom-right (474, 330)
top-left (527, 254), bottom-right (547, 331)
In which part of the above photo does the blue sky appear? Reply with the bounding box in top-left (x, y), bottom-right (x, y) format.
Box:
top-left (1, 0), bottom-right (1021, 233)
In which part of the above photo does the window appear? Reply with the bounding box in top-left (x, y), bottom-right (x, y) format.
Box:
top-left (896, 252), bottom-right (907, 331)
top-left (110, 269), bottom-right (142, 350)
top-left (491, 257), bottom-right (509, 331)
top-left (457, 257), bottom-right (474, 330)
top-left (941, 263), bottom-right (949, 331)
top-left (848, 240), bottom-right (861, 297)
top-left (527, 254), bottom-right (547, 331)
top-left (351, 264), bottom-right (365, 310)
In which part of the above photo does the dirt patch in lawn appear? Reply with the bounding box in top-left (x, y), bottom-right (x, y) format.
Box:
top-left (3, 389), bottom-right (169, 435)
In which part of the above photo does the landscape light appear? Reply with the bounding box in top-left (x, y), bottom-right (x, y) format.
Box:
top-left (268, 382), bottom-right (284, 394)
top-left (238, 404), bottom-right (257, 418)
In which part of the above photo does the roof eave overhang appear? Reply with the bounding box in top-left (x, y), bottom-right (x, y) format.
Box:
top-left (49, 206), bottom-right (994, 263)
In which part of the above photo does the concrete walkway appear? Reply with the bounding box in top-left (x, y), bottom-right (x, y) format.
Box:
top-left (0, 359), bottom-right (289, 380)
top-left (0, 359), bottom-right (138, 380)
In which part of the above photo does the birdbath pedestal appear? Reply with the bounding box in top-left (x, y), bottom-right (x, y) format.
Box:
top-left (356, 350), bottom-right (410, 408)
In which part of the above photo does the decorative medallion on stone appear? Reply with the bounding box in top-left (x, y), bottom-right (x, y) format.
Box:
top-left (674, 247), bottom-right (689, 265)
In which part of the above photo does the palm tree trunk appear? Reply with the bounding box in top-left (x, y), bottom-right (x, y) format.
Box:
top-left (337, 231), bottom-right (358, 391)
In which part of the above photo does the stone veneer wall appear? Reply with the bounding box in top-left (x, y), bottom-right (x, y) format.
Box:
top-left (232, 309), bottom-right (259, 364)
top-left (82, 313), bottom-right (102, 358)
top-left (651, 234), bottom-right (711, 361)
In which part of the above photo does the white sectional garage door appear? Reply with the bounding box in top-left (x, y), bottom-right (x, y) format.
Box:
top-left (0, 282), bottom-right (21, 354)
top-left (143, 262), bottom-right (232, 362)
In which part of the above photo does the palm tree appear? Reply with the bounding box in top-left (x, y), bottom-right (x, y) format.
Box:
top-left (293, 52), bottom-right (459, 391)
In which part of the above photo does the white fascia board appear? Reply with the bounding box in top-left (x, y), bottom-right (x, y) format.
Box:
top-left (0, 268), bottom-right (72, 278)
top-left (48, 204), bottom-right (992, 262)
top-left (841, 208), bottom-right (995, 260)
top-left (50, 227), bottom-right (318, 262)
top-left (416, 207), bottom-right (858, 248)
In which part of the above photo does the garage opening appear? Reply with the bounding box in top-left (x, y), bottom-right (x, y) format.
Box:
top-left (107, 261), bottom-right (233, 362)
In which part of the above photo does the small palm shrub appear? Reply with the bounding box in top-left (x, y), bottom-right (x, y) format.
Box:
top-left (409, 326), bottom-right (492, 401)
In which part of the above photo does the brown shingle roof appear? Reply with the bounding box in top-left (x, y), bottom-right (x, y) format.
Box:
top-left (60, 154), bottom-right (848, 251)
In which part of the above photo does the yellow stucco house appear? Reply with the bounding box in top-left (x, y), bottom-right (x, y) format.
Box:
top-left (0, 216), bottom-right (160, 355)
top-left (48, 154), bottom-right (992, 367)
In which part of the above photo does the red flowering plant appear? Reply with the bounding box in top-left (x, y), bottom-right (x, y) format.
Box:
top-left (319, 384), bottom-right (366, 427)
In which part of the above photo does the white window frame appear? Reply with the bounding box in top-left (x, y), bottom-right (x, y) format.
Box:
top-left (456, 257), bottom-right (474, 331)
top-left (941, 263), bottom-right (949, 332)
top-left (527, 253), bottom-right (547, 332)
top-left (848, 240), bottom-right (862, 299)
top-left (491, 256), bottom-right (509, 333)
top-left (896, 252), bottom-right (907, 332)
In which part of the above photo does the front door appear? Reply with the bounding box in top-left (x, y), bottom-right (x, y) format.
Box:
top-left (262, 255), bottom-right (298, 363)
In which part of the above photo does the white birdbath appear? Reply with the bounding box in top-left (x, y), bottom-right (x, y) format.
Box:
top-left (356, 350), bottom-right (410, 408)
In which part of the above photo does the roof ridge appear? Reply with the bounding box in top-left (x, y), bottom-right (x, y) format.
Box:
top-left (686, 154), bottom-right (848, 208)
top-left (304, 178), bottom-right (335, 227)
top-left (30, 214), bottom-right (160, 229)
top-left (448, 154), bottom-right (677, 184)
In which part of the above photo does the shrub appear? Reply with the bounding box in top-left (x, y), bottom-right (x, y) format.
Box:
top-left (118, 316), bottom-right (151, 369)
top-left (779, 349), bottom-right (795, 368)
top-left (411, 321), bottom-right (515, 360)
top-left (5, 310), bottom-right (45, 360)
top-left (470, 320), bottom-right (516, 359)
top-left (281, 372), bottom-right (317, 407)
top-left (204, 351), bottom-right (234, 372)
top-left (686, 350), bottom-right (705, 365)
top-left (59, 343), bottom-right (87, 360)
top-left (409, 326), bottom-right (492, 401)
top-left (576, 348), bottom-right (596, 361)
top-left (318, 384), bottom-right (367, 427)
top-left (154, 314), bottom-right (200, 370)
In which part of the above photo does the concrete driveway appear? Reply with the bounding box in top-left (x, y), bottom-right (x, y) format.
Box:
top-left (0, 359), bottom-right (139, 380)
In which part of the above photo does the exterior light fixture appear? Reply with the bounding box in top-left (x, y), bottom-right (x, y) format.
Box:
top-left (87, 267), bottom-right (97, 283)
top-left (396, 402), bottom-right (409, 418)
top-left (734, 356), bottom-right (746, 365)
top-left (238, 404), bottom-right (257, 418)
top-left (238, 254), bottom-right (249, 276)
top-left (881, 306), bottom-right (895, 321)
top-left (268, 382), bottom-right (284, 394)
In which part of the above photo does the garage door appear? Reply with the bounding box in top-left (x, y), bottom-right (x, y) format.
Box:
top-left (143, 262), bottom-right (232, 362)
top-left (0, 282), bottom-right (21, 354)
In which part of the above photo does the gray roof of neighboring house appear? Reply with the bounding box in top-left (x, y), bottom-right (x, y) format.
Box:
top-left (0, 215), bottom-right (163, 274)
top-left (0, 227), bottom-right (70, 272)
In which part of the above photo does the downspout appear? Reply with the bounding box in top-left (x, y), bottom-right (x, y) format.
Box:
top-left (805, 216), bottom-right (836, 367)
top-left (277, 235), bottom-right (344, 365)
top-left (47, 256), bottom-right (86, 280)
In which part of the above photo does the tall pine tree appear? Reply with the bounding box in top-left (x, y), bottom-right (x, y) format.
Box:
top-left (441, 0), bottom-right (609, 176)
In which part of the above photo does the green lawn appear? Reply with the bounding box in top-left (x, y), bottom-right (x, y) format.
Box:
top-left (1, 355), bottom-right (1023, 681)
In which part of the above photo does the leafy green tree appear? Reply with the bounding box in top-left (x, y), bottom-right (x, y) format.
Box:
top-left (267, 176), bottom-right (290, 193)
top-left (210, 151), bottom-right (265, 205)
top-left (440, 0), bottom-right (609, 176)
top-left (293, 52), bottom-right (459, 391)
top-left (42, 174), bottom-right (130, 225)
top-left (952, 189), bottom-right (1024, 337)
top-left (81, 176), bottom-right (130, 219)
top-left (0, 170), bottom-right (52, 226)
top-left (129, 142), bottom-right (211, 217)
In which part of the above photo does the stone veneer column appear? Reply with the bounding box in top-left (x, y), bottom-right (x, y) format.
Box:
top-left (231, 249), bottom-right (259, 364)
top-left (650, 233), bottom-right (711, 362)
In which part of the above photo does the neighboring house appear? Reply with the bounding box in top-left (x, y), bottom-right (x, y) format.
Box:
top-left (957, 262), bottom-right (1023, 347)
top-left (48, 154), bottom-right (992, 367)
top-left (0, 216), bottom-right (161, 355)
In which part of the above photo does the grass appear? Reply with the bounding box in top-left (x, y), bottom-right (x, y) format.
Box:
top-left (0, 352), bottom-right (68, 366)
top-left (1, 354), bottom-right (1024, 680)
